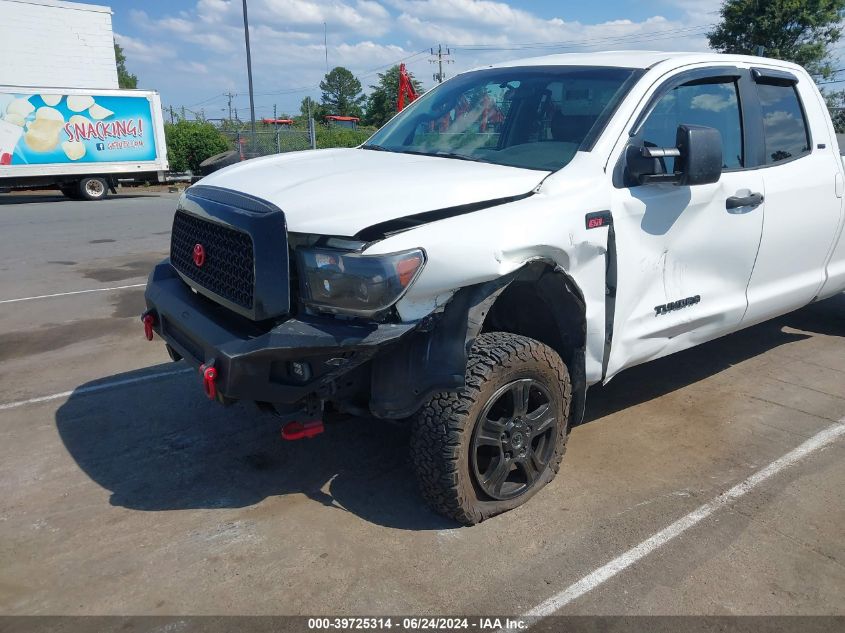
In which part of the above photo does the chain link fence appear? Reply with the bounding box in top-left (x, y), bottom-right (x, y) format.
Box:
top-left (165, 117), bottom-right (377, 178)
top-left (222, 125), bottom-right (315, 159)
top-left (212, 118), bottom-right (375, 159)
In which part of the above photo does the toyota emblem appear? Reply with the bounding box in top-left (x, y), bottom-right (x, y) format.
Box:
top-left (193, 243), bottom-right (206, 267)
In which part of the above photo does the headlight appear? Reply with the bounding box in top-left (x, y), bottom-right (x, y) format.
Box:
top-left (297, 247), bottom-right (426, 317)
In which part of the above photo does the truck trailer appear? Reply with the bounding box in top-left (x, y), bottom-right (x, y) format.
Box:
top-left (0, 86), bottom-right (169, 199)
top-left (0, 0), bottom-right (168, 199)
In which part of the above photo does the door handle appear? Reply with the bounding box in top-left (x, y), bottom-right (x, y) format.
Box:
top-left (726, 192), bottom-right (764, 209)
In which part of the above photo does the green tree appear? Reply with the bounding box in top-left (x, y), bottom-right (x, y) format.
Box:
top-left (299, 96), bottom-right (326, 122)
top-left (319, 67), bottom-right (365, 118)
top-left (114, 41), bottom-right (138, 89)
top-left (708, 0), bottom-right (845, 78)
top-left (362, 65), bottom-right (424, 127)
top-left (826, 90), bottom-right (845, 131)
top-left (164, 120), bottom-right (229, 173)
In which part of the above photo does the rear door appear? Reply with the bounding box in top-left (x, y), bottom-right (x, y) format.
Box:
top-left (606, 67), bottom-right (765, 378)
top-left (741, 68), bottom-right (845, 325)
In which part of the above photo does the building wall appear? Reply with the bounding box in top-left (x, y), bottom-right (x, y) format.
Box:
top-left (0, 0), bottom-right (118, 89)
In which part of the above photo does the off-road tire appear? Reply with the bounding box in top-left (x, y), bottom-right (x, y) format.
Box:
top-left (411, 332), bottom-right (571, 525)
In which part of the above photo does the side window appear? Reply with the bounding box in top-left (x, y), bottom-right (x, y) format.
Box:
top-left (639, 78), bottom-right (744, 171)
top-left (756, 83), bottom-right (810, 164)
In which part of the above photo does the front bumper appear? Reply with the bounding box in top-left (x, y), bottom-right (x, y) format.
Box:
top-left (144, 261), bottom-right (417, 404)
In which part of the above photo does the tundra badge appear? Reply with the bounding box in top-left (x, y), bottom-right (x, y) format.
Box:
top-left (655, 295), bottom-right (700, 316)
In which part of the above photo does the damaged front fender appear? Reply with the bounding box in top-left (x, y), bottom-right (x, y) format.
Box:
top-left (363, 154), bottom-right (616, 420)
top-left (370, 263), bottom-right (591, 428)
top-left (369, 275), bottom-right (511, 419)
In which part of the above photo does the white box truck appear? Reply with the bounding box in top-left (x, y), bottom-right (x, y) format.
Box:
top-left (0, 0), bottom-right (169, 199)
top-left (0, 87), bottom-right (169, 199)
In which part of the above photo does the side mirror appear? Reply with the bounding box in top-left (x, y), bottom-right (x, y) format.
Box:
top-left (676, 124), bottom-right (722, 186)
top-left (625, 124), bottom-right (723, 186)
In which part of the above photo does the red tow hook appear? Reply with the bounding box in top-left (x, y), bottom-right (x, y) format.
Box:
top-left (141, 311), bottom-right (156, 341)
top-left (281, 420), bottom-right (324, 441)
top-left (199, 362), bottom-right (218, 400)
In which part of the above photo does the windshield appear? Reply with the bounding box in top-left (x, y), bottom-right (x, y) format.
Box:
top-left (364, 66), bottom-right (639, 171)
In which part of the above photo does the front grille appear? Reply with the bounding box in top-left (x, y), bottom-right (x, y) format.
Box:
top-left (170, 210), bottom-right (255, 310)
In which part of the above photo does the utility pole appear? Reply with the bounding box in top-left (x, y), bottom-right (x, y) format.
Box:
top-left (169, 105), bottom-right (175, 124)
top-left (429, 44), bottom-right (453, 83)
top-left (225, 92), bottom-right (236, 121)
top-left (306, 97), bottom-right (316, 150)
top-left (273, 104), bottom-right (279, 153)
top-left (323, 22), bottom-right (329, 76)
top-left (241, 0), bottom-right (257, 147)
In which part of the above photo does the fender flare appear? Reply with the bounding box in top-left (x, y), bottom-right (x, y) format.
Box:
top-left (370, 262), bottom-right (588, 426)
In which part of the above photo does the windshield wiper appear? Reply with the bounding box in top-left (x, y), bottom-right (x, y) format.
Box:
top-left (395, 149), bottom-right (493, 164)
top-left (430, 151), bottom-right (493, 164)
top-left (363, 146), bottom-right (493, 164)
top-left (361, 144), bottom-right (395, 152)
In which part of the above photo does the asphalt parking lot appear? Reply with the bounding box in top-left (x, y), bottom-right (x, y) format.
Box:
top-left (0, 192), bottom-right (843, 618)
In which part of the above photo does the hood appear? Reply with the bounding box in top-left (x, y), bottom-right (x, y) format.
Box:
top-left (195, 148), bottom-right (548, 236)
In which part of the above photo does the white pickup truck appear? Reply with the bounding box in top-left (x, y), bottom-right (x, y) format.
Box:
top-left (143, 51), bottom-right (845, 524)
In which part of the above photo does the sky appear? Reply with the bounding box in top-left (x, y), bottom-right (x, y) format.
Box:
top-left (109, 0), bottom-right (727, 120)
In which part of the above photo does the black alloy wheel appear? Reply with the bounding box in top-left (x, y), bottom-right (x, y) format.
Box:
top-left (471, 378), bottom-right (558, 500)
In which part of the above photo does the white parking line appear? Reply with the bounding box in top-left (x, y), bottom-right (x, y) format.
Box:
top-left (0, 283), bottom-right (146, 305)
top-left (514, 418), bottom-right (845, 628)
top-left (0, 367), bottom-right (194, 411)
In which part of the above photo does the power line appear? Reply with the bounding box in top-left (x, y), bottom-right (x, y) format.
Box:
top-left (453, 30), bottom-right (713, 52)
top-left (252, 83), bottom-right (324, 97)
top-left (360, 48), bottom-right (430, 77)
top-left (180, 23), bottom-right (715, 109)
top-left (247, 48), bottom-right (431, 97)
top-left (453, 23), bottom-right (714, 48)
top-left (188, 92), bottom-right (227, 107)
top-left (451, 23), bottom-right (715, 52)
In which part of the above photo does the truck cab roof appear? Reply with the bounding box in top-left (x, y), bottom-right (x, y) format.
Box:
top-left (483, 50), bottom-right (806, 73)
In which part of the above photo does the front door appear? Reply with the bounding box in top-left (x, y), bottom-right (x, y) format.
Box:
top-left (606, 68), bottom-right (765, 378)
